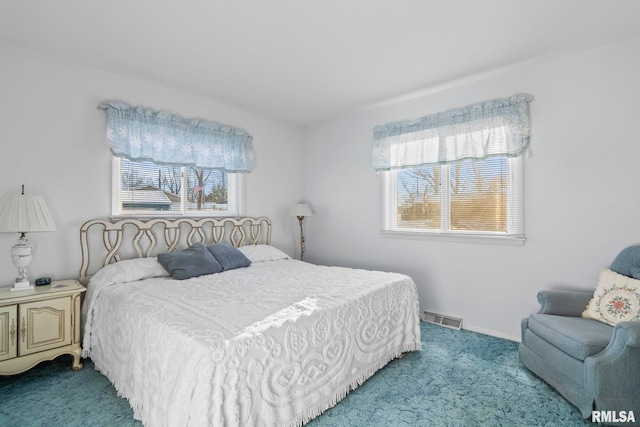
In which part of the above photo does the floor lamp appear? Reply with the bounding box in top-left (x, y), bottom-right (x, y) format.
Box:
top-left (289, 203), bottom-right (313, 261)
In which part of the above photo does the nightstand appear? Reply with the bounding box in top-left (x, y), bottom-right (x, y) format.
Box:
top-left (0, 279), bottom-right (85, 375)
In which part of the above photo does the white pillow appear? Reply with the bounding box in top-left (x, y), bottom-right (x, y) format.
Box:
top-left (238, 245), bottom-right (291, 263)
top-left (82, 257), bottom-right (170, 350)
top-left (89, 257), bottom-right (170, 286)
top-left (582, 268), bottom-right (640, 326)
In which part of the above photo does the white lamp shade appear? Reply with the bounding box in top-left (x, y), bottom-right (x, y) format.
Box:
top-left (289, 203), bottom-right (313, 217)
top-left (0, 193), bottom-right (56, 233)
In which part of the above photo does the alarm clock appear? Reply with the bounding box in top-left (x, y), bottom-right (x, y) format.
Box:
top-left (35, 277), bottom-right (52, 286)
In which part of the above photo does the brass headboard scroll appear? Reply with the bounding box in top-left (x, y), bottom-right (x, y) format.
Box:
top-left (79, 217), bottom-right (271, 284)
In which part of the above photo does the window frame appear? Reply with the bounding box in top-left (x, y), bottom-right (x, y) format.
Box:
top-left (381, 156), bottom-right (525, 246)
top-left (111, 157), bottom-right (245, 218)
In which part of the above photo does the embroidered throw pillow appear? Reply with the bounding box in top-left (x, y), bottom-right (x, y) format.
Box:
top-left (582, 268), bottom-right (640, 326)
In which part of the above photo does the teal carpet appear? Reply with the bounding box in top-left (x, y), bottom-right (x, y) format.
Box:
top-left (0, 322), bottom-right (589, 427)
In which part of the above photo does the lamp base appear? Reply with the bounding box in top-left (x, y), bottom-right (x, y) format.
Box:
top-left (10, 233), bottom-right (34, 292)
top-left (10, 280), bottom-right (34, 292)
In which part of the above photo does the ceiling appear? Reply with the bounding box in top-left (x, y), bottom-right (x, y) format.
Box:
top-left (1, 0), bottom-right (640, 126)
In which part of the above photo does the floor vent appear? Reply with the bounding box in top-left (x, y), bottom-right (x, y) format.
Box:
top-left (422, 311), bottom-right (463, 330)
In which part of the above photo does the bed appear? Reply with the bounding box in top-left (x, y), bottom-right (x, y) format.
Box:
top-left (79, 217), bottom-right (422, 427)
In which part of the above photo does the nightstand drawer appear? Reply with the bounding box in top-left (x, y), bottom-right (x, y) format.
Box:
top-left (19, 297), bottom-right (72, 355)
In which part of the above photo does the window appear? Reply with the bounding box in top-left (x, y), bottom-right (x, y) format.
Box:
top-left (99, 101), bottom-right (253, 218)
top-left (373, 94), bottom-right (532, 244)
top-left (382, 156), bottom-right (523, 241)
top-left (112, 157), bottom-right (243, 217)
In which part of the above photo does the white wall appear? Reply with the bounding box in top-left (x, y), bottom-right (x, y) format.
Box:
top-left (0, 42), bottom-right (304, 285)
top-left (2, 37), bottom-right (638, 341)
top-left (301, 37), bottom-right (640, 341)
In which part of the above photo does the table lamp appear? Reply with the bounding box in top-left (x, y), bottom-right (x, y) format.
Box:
top-left (0, 185), bottom-right (56, 291)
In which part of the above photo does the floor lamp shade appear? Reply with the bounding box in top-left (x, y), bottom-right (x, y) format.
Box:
top-left (289, 203), bottom-right (313, 218)
top-left (0, 189), bottom-right (56, 291)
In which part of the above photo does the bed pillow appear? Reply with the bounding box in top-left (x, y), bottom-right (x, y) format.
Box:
top-left (237, 244), bottom-right (291, 263)
top-left (582, 268), bottom-right (640, 326)
top-left (157, 243), bottom-right (223, 280)
top-left (89, 257), bottom-right (170, 286)
top-left (207, 242), bottom-right (251, 271)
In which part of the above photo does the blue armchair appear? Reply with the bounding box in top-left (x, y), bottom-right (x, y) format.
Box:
top-left (520, 247), bottom-right (640, 425)
top-left (520, 290), bottom-right (640, 423)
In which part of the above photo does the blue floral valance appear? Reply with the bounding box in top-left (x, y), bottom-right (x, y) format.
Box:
top-left (372, 94), bottom-right (533, 171)
top-left (99, 101), bottom-right (254, 173)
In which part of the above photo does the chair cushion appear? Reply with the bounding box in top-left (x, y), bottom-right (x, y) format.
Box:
top-left (610, 245), bottom-right (640, 279)
top-left (528, 314), bottom-right (613, 360)
top-left (522, 329), bottom-right (585, 387)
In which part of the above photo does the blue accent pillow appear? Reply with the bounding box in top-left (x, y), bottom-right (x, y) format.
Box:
top-left (157, 243), bottom-right (223, 280)
top-left (207, 242), bottom-right (252, 271)
top-left (610, 245), bottom-right (640, 279)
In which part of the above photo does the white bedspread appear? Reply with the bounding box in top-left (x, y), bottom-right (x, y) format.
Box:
top-left (82, 258), bottom-right (422, 427)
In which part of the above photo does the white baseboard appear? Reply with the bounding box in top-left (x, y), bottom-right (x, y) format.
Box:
top-left (461, 323), bottom-right (521, 343)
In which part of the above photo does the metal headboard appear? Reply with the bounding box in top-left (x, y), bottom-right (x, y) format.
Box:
top-left (79, 216), bottom-right (271, 284)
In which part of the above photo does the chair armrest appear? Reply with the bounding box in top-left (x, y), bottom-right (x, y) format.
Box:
top-left (536, 290), bottom-right (593, 316)
top-left (585, 322), bottom-right (640, 403)
top-left (609, 321), bottom-right (640, 348)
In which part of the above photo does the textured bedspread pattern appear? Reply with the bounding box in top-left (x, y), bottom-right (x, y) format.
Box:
top-left (82, 258), bottom-right (422, 427)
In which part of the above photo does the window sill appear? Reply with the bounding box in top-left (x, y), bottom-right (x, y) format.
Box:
top-left (111, 211), bottom-right (240, 220)
top-left (381, 230), bottom-right (525, 246)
